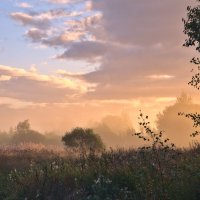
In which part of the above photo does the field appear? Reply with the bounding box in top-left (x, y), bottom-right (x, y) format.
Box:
top-left (1, 0), bottom-right (200, 199)
top-left (0, 143), bottom-right (200, 200)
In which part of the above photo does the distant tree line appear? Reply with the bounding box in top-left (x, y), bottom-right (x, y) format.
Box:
top-left (0, 92), bottom-right (200, 148)
top-left (0, 120), bottom-right (62, 146)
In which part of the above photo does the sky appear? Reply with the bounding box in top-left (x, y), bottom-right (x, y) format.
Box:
top-left (0, 0), bottom-right (198, 132)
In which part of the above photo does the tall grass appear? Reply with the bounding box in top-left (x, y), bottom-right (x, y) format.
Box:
top-left (0, 143), bottom-right (199, 200)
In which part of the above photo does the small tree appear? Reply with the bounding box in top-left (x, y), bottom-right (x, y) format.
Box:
top-left (62, 127), bottom-right (104, 152)
top-left (11, 120), bottom-right (45, 144)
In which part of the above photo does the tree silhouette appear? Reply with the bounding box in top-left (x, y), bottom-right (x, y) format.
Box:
top-left (182, 1), bottom-right (200, 138)
top-left (183, 2), bottom-right (200, 52)
top-left (62, 127), bottom-right (104, 152)
top-left (12, 120), bottom-right (45, 144)
top-left (183, 1), bottom-right (200, 88)
top-left (157, 94), bottom-right (200, 146)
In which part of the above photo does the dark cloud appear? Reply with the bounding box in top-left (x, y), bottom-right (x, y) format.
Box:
top-left (41, 33), bottom-right (72, 47)
top-left (26, 28), bottom-right (48, 43)
top-left (57, 41), bottom-right (109, 61)
top-left (81, 44), bottom-right (193, 99)
top-left (92, 0), bottom-right (189, 46)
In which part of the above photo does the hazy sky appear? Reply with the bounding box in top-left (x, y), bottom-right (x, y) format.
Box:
top-left (0, 0), bottom-right (198, 131)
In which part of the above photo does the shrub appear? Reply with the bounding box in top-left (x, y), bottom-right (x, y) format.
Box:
top-left (62, 127), bottom-right (105, 153)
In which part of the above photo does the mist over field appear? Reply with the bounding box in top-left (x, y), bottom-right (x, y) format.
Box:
top-left (0, 93), bottom-right (199, 148)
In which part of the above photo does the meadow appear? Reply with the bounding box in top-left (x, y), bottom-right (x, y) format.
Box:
top-left (0, 140), bottom-right (200, 200)
top-left (0, 112), bottom-right (199, 200)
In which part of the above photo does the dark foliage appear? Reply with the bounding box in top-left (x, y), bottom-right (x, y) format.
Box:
top-left (179, 112), bottom-right (200, 137)
top-left (182, 1), bottom-right (200, 138)
top-left (62, 127), bottom-right (105, 152)
top-left (183, 1), bottom-right (200, 88)
top-left (183, 1), bottom-right (200, 89)
top-left (183, 2), bottom-right (200, 52)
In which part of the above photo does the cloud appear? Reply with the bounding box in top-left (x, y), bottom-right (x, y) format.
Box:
top-left (56, 69), bottom-right (88, 77)
top-left (155, 97), bottom-right (177, 103)
top-left (71, 0), bottom-right (193, 100)
top-left (25, 28), bottom-right (48, 43)
top-left (0, 65), bottom-right (96, 103)
top-left (57, 41), bottom-right (108, 61)
top-left (0, 97), bottom-right (38, 109)
top-left (35, 9), bottom-right (69, 20)
top-left (91, 0), bottom-right (189, 46)
top-left (8, 0), bottom-right (195, 102)
top-left (0, 75), bottom-right (11, 81)
top-left (147, 75), bottom-right (175, 80)
top-left (10, 12), bottom-right (50, 29)
top-left (41, 32), bottom-right (84, 47)
top-left (10, 3), bottom-right (100, 50)
top-left (16, 2), bottom-right (32, 8)
top-left (49, 0), bottom-right (82, 4)
top-left (49, 0), bottom-right (71, 4)
top-left (10, 9), bottom-right (69, 29)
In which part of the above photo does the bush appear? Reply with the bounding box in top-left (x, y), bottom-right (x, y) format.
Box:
top-left (62, 127), bottom-right (105, 152)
